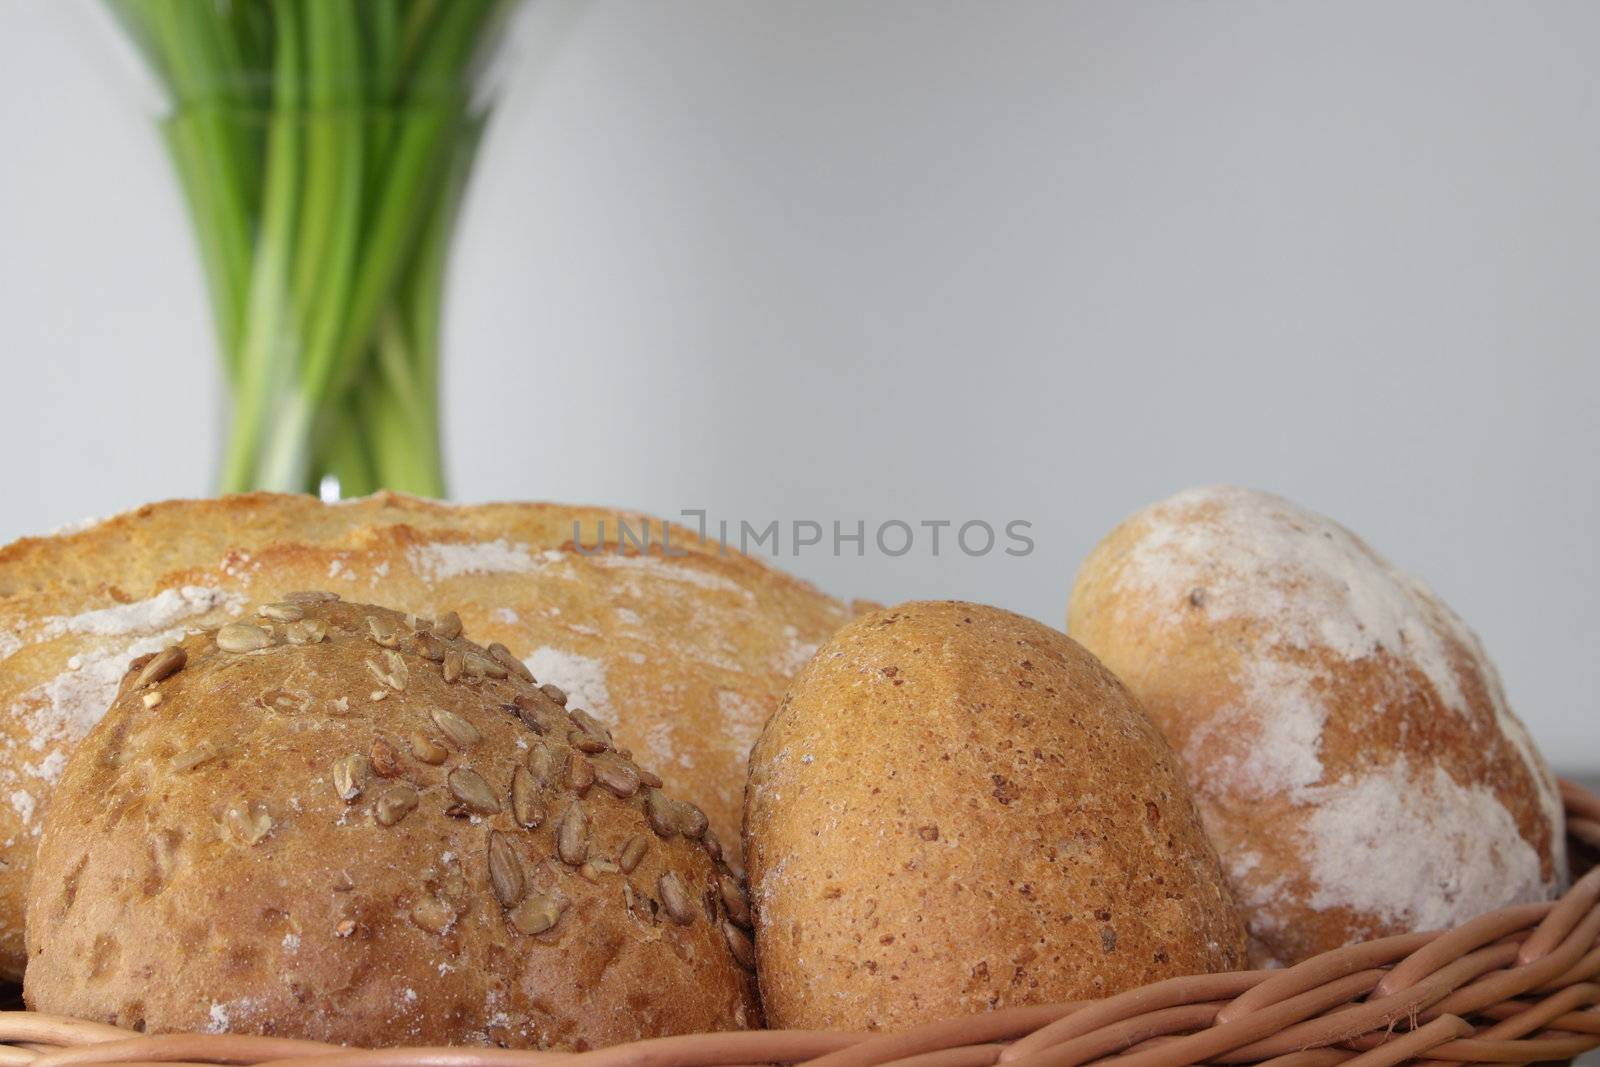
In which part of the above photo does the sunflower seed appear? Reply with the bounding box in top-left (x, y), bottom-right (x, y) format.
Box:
top-left (369, 738), bottom-right (402, 778)
top-left (375, 784), bottom-right (419, 826)
top-left (132, 646), bottom-right (186, 689)
top-left (510, 891), bottom-right (566, 936)
top-left (432, 709), bottom-right (480, 748)
top-left (442, 649), bottom-right (464, 683)
top-left (487, 831), bottom-right (525, 908)
top-left (721, 873), bottom-right (751, 928)
top-left (556, 803), bottom-right (588, 865)
top-left (511, 766), bottom-right (544, 829)
top-left (258, 602), bottom-right (304, 623)
top-left (593, 756), bottom-right (640, 798)
top-left (225, 802), bottom-right (272, 846)
top-left (568, 729), bottom-right (608, 755)
top-left (365, 653), bottom-right (407, 692)
top-left (619, 834), bottom-right (650, 873)
top-left (566, 751), bottom-right (596, 796)
top-left (286, 619), bottom-right (327, 645)
top-left (723, 920), bottom-right (755, 968)
top-left (284, 590), bottom-right (339, 604)
top-left (644, 789), bottom-right (677, 838)
top-left (217, 622), bottom-right (273, 653)
top-left (658, 871), bottom-right (695, 925)
top-left (410, 896), bottom-right (456, 935)
top-left (541, 684), bottom-right (568, 706)
top-left (367, 616), bottom-right (401, 648)
top-left (414, 632), bottom-right (447, 662)
top-left (569, 708), bottom-right (611, 742)
top-left (488, 643), bottom-right (533, 682)
top-left (465, 651), bottom-right (506, 680)
top-left (432, 611), bottom-right (463, 641)
top-left (638, 767), bottom-right (663, 789)
top-left (370, 690), bottom-right (389, 702)
top-left (142, 691), bottom-right (163, 709)
top-left (171, 741), bottom-right (220, 772)
top-left (333, 753), bottom-right (370, 800)
top-left (581, 858), bottom-right (619, 883)
top-left (448, 768), bottom-right (500, 814)
top-left (404, 613), bottom-right (433, 632)
top-left (410, 732), bottom-right (448, 765)
top-left (526, 743), bottom-right (553, 784)
top-left (680, 803), bottom-right (709, 840)
top-left (700, 828), bottom-right (723, 862)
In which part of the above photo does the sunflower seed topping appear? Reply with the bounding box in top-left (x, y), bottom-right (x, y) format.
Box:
top-left (465, 651), bottom-right (506, 680)
top-left (432, 709), bottom-right (480, 748)
top-left (285, 619), bottom-right (327, 645)
top-left (700, 828), bottom-right (723, 862)
top-left (442, 648), bottom-right (464, 683)
top-left (448, 768), bottom-right (500, 814)
top-left (218, 622), bottom-right (273, 653)
top-left (375, 784), bottom-right (419, 826)
top-left (367, 615), bottom-right (401, 648)
top-left (410, 732), bottom-right (448, 765)
top-left (333, 753), bottom-right (370, 801)
top-left (723, 920), bottom-right (755, 968)
top-left (258, 602), bottom-right (304, 622)
top-left (540, 683), bottom-right (567, 706)
top-left (369, 738), bottom-right (402, 778)
top-left (566, 751), bottom-right (595, 796)
top-left (556, 802), bottom-right (588, 865)
top-left (488, 642), bottom-right (533, 682)
top-left (658, 871), bottom-right (695, 925)
top-left (171, 741), bottom-right (221, 772)
top-left (620, 834), bottom-right (650, 873)
top-left (410, 896), bottom-right (456, 935)
top-left (142, 691), bottom-right (164, 709)
top-left (680, 803), bottom-right (709, 840)
top-left (433, 611), bottom-right (463, 640)
top-left (132, 646), bottom-right (186, 689)
top-left (415, 631), bottom-right (447, 662)
top-left (568, 729), bottom-right (608, 755)
top-left (721, 873), bottom-right (751, 928)
top-left (645, 789), bottom-right (677, 838)
top-left (510, 891), bottom-right (567, 936)
top-left (526, 743), bottom-right (553, 784)
top-left (224, 802), bottom-right (273, 846)
top-left (511, 766), bottom-right (544, 829)
top-left (487, 831), bottom-right (525, 908)
top-left (593, 756), bottom-right (641, 798)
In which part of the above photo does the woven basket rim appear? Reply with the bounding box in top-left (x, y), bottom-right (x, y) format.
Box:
top-left (6, 780), bottom-right (1598, 1067)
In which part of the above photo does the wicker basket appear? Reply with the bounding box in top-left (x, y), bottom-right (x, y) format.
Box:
top-left (5, 781), bottom-right (1597, 1067)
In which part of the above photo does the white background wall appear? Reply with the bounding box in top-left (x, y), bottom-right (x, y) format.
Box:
top-left (0, 2), bottom-right (1595, 769)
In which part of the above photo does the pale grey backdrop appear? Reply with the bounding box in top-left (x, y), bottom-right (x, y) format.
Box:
top-left (0, 2), bottom-right (1595, 770)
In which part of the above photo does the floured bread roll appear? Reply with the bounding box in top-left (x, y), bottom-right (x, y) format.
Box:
top-left (0, 492), bottom-right (849, 978)
top-left (1068, 486), bottom-right (1566, 966)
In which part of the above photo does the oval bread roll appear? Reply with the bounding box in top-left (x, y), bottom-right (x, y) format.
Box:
top-left (24, 596), bottom-right (758, 1048)
top-left (745, 600), bottom-right (1247, 1032)
top-left (1068, 486), bottom-right (1566, 966)
top-left (0, 492), bottom-right (850, 977)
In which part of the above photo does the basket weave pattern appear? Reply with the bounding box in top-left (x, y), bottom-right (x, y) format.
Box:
top-left (5, 782), bottom-right (1597, 1067)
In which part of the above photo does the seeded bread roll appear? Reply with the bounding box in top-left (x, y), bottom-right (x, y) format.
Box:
top-left (1068, 486), bottom-right (1566, 966)
top-left (0, 492), bottom-right (850, 978)
top-left (745, 601), bottom-right (1248, 1032)
top-left (23, 596), bottom-right (758, 1048)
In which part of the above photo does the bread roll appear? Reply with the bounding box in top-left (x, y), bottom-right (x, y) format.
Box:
top-left (0, 492), bottom-right (849, 978)
top-left (24, 596), bottom-right (758, 1047)
top-left (1068, 486), bottom-right (1566, 966)
top-left (745, 600), bottom-right (1247, 1032)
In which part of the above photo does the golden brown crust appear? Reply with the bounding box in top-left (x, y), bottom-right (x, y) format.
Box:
top-left (744, 600), bottom-right (1247, 1032)
top-left (23, 597), bottom-right (758, 1048)
top-left (1067, 486), bottom-right (1566, 966)
top-left (0, 492), bottom-right (849, 979)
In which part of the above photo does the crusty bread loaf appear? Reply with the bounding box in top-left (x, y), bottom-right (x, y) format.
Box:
top-left (0, 492), bottom-right (848, 980)
top-left (1068, 486), bottom-right (1566, 966)
top-left (24, 596), bottom-right (758, 1047)
top-left (745, 600), bottom-right (1247, 1032)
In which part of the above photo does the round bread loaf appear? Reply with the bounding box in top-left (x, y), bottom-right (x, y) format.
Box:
top-left (744, 600), bottom-right (1247, 1032)
top-left (24, 596), bottom-right (758, 1048)
top-left (0, 492), bottom-right (850, 978)
top-left (1068, 486), bottom-right (1567, 966)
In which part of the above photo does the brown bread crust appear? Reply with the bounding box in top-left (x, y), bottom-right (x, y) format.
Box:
top-left (24, 598), bottom-right (758, 1048)
top-left (1067, 486), bottom-right (1565, 966)
top-left (744, 600), bottom-right (1247, 1032)
top-left (0, 492), bottom-right (848, 978)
